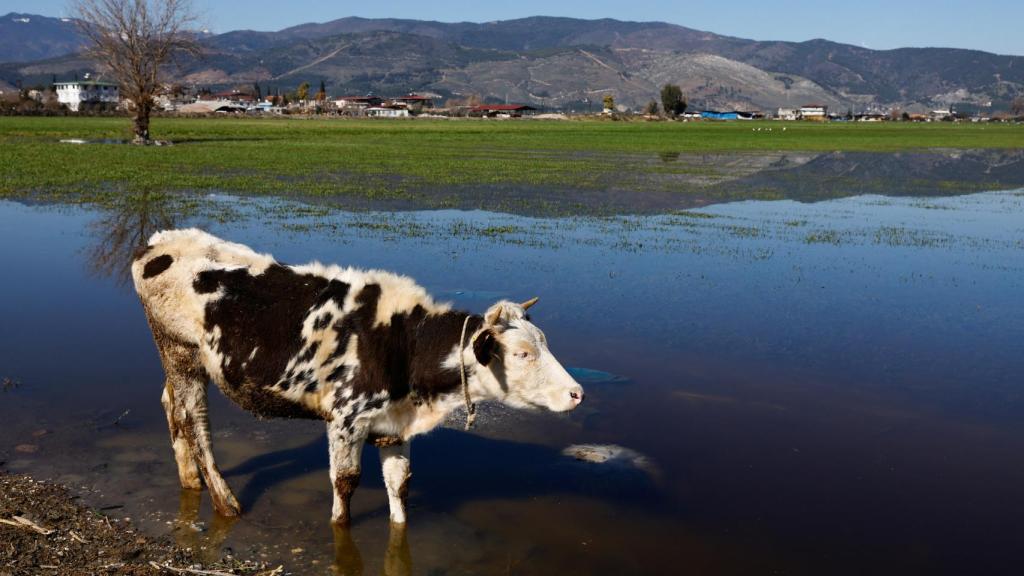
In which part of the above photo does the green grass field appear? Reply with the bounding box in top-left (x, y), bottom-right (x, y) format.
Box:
top-left (1, 116), bottom-right (1022, 202)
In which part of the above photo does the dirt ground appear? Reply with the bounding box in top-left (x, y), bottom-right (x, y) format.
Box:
top-left (0, 473), bottom-right (285, 576)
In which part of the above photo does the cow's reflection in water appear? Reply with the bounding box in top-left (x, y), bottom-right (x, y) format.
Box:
top-left (173, 489), bottom-right (239, 565)
top-left (173, 489), bottom-right (412, 575)
top-left (333, 525), bottom-right (412, 576)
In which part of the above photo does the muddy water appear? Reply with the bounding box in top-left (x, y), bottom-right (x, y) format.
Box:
top-left (2, 189), bottom-right (1024, 575)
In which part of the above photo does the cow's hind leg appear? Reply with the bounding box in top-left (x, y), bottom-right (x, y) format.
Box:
top-left (327, 420), bottom-right (368, 526)
top-left (158, 336), bottom-right (241, 517)
top-left (380, 442), bottom-right (411, 524)
top-left (161, 384), bottom-right (201, 489)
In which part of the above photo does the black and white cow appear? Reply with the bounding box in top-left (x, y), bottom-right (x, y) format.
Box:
top-left (131, 229), bottom-right (584, 525)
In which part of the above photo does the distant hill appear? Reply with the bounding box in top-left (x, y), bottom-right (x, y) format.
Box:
top-left (0, 13), bottom-right (85, 64)
top-left (1, 14), bottom-right (1021, 112)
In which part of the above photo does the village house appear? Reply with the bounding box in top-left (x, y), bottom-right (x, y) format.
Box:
top-left (333, 95), bottom-right (383, 114)
top-left (201, 90), bottom-right (256, 104)
top-left (390, 94), bottom-right (435, 109)
top-left (855, 112), bottom-right (887, 122)
top-left (471, 104), bottom-right (537, 117)
top-left (799, 104), bottom-right (828, 119)
top-left (55, 79), bottom-right (119, 112)
top-left (700, 110), bottom-right (764, 120)
top-left (366, 105), bottom-right (410, 118)
top-left (777, 107), bottom-right (798, 120)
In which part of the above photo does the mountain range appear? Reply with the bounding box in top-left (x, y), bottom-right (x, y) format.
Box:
top-left (1, 12), bottom-right (1022, 112)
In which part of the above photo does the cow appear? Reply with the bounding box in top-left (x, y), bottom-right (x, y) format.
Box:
top-left (130, 229), bottom-right (585, 525)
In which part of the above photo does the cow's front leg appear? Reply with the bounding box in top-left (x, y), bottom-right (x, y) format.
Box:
top-left (327, 420), bottom-right (367, 526)
top-left (380, 442), bottom-right (412, 524)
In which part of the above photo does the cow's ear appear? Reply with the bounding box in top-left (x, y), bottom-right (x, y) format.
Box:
top-left (473, 329), bottom-right (498, 366)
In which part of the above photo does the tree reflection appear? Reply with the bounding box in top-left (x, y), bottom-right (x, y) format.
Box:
top-left (85, 193), bottom-right (179, 285)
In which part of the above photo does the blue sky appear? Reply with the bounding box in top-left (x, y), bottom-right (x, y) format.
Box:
top-left (8, 0), bottom-right (1023, 55)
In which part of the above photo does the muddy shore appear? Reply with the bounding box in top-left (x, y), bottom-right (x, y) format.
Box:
top-left (0, 473), bottom-right (284, 576)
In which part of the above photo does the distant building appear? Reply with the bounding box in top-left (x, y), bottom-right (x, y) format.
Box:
top-left (700, 110), bottom-right (763, 121)
top-left (178, 101), bottom-right (247, 114)
top-left (471, 104), bottom-right (537, 117)
top-left (799, 104), bottom-right (828, 119)
top-left (701, 110), bottom-right (739, 120)
top-left (254, 101), bottom-right (284, 114)
top-left (334, 95), bottom-right (383, 112)
top-left (391, 94), bottom-right (435, 109)
top-left (55, 80), bottom-right (119, 112)
top-left (777, 107), bottom-right (798, 120)
top-left (366, 106), bottom-right (410, 118)
top-left (202, 90), bottom-right (256, 104)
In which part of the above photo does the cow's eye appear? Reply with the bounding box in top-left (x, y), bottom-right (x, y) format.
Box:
top-left (513, 351), bottom-right (531, 360)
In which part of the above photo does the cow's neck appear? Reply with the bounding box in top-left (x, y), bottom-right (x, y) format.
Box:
top-left (407, 311), bottom-right (484, 399)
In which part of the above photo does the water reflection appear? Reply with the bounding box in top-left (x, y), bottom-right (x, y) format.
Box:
top-left (174, 489), bottom-right (239, 564)
top-left (172, 487), bottom-right (411, 575)
top-left (332, 525), bottom-right (412, 576)
top-left (714, 148), bottom-right (1024, 202)
top-left (420, 149), bottom-right (1024, 214)
top-left (85, 194), bottom-right (178, 285)
top-left (5, 184), bottom-right (1024, 573)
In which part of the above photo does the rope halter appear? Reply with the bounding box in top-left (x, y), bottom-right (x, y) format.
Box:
top-left (459, 314), bottom-right (477, 430)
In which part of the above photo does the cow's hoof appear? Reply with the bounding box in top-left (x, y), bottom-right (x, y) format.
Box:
top-left (212, 493), bottom-right (242, 517)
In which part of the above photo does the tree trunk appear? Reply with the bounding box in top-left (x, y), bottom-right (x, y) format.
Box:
top-left (133, 101), bottom-right (151, 144)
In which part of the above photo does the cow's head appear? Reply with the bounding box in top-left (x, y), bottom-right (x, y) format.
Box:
top-left (470, 298), bottom-right (585, 412)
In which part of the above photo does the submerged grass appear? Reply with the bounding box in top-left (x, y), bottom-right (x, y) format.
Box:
top-left (1, 116), bottom-right (1022, 204)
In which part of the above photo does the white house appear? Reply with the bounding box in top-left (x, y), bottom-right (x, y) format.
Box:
top-left (365, 106), bottom-right (409, 118)
top-left (799, 104), bottom-right (828, 119)
top-left (55, 80), bottom-right (119, 111)
top-left (777, 107), bottom-right (798, 120)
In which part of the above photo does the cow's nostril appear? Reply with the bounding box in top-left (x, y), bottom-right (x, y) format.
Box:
top-left (570, 390), bottom-right (584, 402)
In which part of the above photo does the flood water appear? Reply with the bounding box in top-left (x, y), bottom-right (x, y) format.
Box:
top-left (2, 151), bottom-right (1024, 575)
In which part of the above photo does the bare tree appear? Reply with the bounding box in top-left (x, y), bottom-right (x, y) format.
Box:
top-left (73, 0), bottom-right (201, 143)
top-left (1012, 96), bottom-right (1024, 117)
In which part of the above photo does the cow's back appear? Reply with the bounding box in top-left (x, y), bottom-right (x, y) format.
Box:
top-left (131, 229), bottom-right (276, 346)
top-left (131, 229), bottom-right (455, 422)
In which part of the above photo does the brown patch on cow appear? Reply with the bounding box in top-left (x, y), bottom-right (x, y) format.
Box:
top-left (197, 265), bottom-right (340, 420)
top-left (368, 434), bottom-right (404, 447)
top-left (142, 254), bottom-right (174, 279)
top-left (337, 299), bottom-right (485, 409)
top-left (332, 472), bottom-right (361, 526)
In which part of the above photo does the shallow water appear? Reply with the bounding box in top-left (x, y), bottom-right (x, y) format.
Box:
top-left (1, 185), bottom-right (1024, 575)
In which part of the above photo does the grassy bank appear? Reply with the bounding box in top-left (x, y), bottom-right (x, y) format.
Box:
top-left (1, 116), bottom-right (1022, 202)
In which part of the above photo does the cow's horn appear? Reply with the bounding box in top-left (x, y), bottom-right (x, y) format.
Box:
top-left (521, 296), bottom-right (539, 310)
